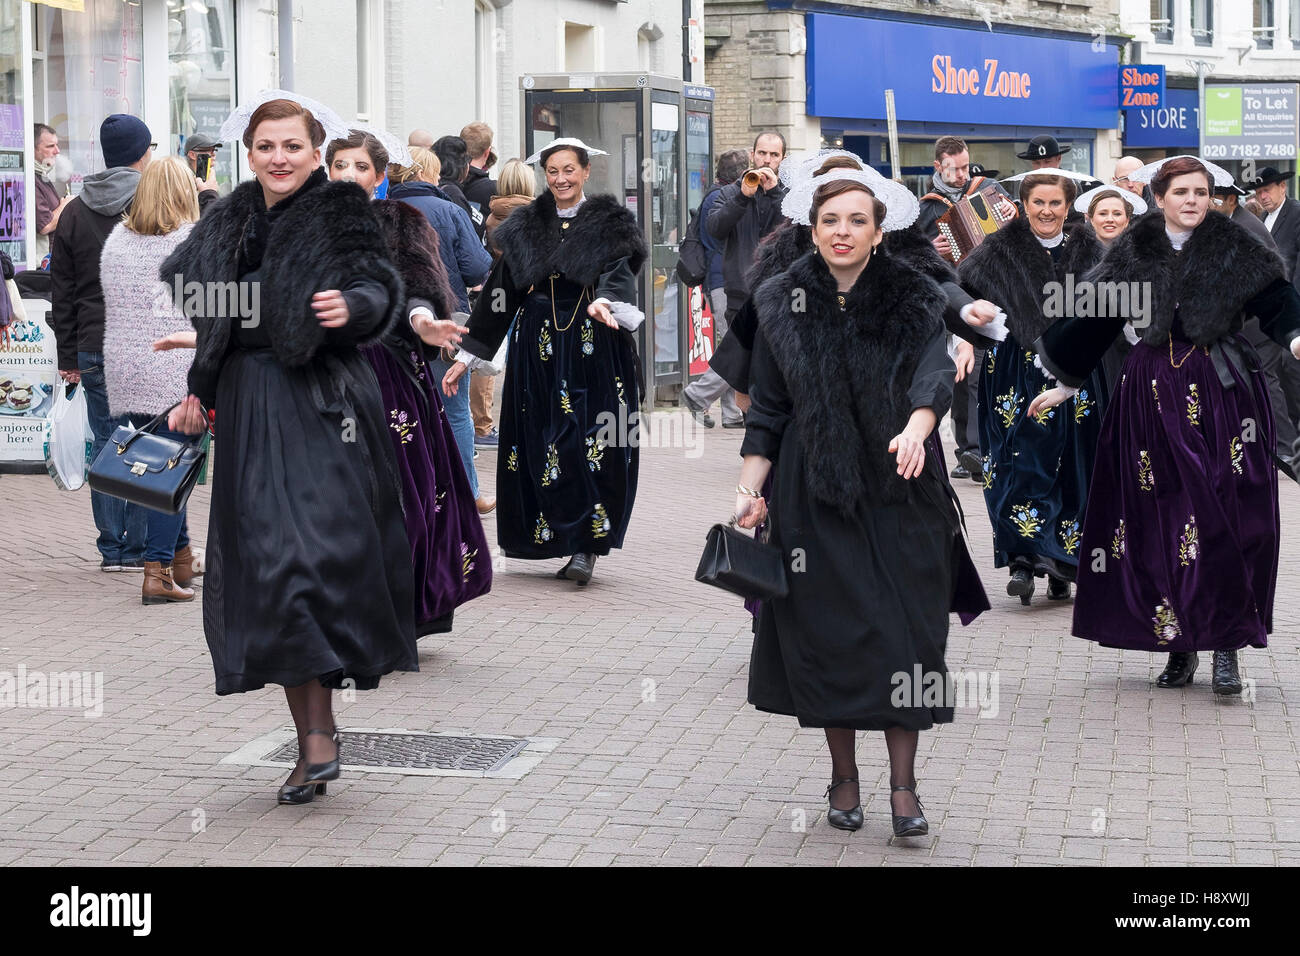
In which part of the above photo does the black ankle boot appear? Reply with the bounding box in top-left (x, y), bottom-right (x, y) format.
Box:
top-left (1007, 562), bottom-right (1035, 604)
top-left (564, 553), bottom-right (596, 586)
top-left (1156, 651), bottom-right (1198, 688)
top-left (1046, 577), bottom-right (1070, 600)
top-left (1212, 650), bottom-right (1242, 696)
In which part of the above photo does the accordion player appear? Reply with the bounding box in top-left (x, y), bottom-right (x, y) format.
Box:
top-left (933, 185), bottom-right (1016, 264)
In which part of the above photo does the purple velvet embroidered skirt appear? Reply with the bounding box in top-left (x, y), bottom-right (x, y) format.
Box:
top-left (1072, 334), bottom-right (1279, 652)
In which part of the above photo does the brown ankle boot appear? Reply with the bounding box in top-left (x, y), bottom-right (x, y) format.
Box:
top-left (142, 562), bottom-right (195, 605)
top-left (172, 546), bottom-right (202, 587)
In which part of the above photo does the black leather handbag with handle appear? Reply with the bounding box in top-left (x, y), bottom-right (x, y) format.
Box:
top-left (87, 403), bottom-right (209, 515)
top-left (695, 517), bottom-right (789, 601)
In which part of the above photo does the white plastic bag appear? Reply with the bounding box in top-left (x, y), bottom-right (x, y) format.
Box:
top-left (43, 381), bottom-right (93, 491)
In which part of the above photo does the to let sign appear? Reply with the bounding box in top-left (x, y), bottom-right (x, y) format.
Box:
top-left (1120, 65), bottom-right (1164, 109)
top-left (1202, 83), bottom-right (1299, 160)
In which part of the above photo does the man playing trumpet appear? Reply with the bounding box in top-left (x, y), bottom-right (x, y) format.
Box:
top-left (688, 131), bottom-right (789, 429)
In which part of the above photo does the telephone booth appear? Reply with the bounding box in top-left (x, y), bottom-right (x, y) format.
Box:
top-left (520, 73), bottom-right (714, 404)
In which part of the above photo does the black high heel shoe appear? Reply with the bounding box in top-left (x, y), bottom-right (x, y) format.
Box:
top-left (825, 778), bottom-right (863, 831)
top-left (277, 779), bottom-right (328, 805)
top-left (301, 727), bottom-right (341, 784)
top-left (890, 784), bottom-right (928, 837)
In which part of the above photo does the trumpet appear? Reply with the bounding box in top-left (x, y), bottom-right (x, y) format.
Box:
top-left (742, 169), bottom-right (765, 189)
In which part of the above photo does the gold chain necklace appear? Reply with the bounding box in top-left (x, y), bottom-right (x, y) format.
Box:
top-left (1168, 334), bottom-right (1206, 368)
top-left (550, 274), bottom-right (587, 333)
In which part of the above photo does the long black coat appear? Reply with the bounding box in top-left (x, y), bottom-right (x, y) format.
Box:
top-left (1266, 196), bottom-right (1300, 286)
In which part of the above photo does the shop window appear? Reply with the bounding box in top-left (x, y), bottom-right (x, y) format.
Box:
top-left (168, 0), bottom-right (235, 191)
top-left (43, 0), bottom-right (145, 182)
top-left (1191, 0), bottom-right (1214, 46)
top-left (1150, 0), bottom-right (1173, 44)
top-left (1255, 1), bottom-right (1275, 50)
top-left (1292, 0), bottom-right (1300, 46)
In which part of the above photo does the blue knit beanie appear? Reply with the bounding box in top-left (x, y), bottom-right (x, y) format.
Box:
top-left (100, 114), bottom-right (152, 168)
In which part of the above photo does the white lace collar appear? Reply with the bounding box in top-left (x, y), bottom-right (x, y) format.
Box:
top-left (556, 195), bottom-right (587, 219)
top-left (1166, 224), bottom-right (1192, 250)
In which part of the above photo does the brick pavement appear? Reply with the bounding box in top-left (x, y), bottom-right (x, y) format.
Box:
top-left (1, 411), bottom-right (1299, 866)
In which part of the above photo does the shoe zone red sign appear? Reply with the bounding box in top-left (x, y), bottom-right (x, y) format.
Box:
top-left (1120, 65), bottom-right (1164, 109)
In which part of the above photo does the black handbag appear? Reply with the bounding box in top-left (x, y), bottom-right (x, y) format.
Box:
top-left (87, 403), bottom-right (209, 515)
top-left (695, 518), bottom-right (789, 601)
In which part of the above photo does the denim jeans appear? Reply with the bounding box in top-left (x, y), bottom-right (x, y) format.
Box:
top-left (429, 354), bottom-right (480, 499)
top-left (78, 351), bottom-right (147, 562)
top-left (140, 424), bottom-right (191, 564)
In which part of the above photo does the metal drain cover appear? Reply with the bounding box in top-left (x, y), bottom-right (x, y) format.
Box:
top-left (221, 727), bottom-right (557, 779)
top-left (266, 732), bottom-right (527, 772)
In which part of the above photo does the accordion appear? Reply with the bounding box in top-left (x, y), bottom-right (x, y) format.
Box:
top-left (934, 185), bottom-right (1015, 264)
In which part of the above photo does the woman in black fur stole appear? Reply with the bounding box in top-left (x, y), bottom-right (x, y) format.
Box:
top-left (735, 168), bottom-right (987, 838)
top-left (958, 173), bottom-right (1107, 604)
top-left (1030, 156), bottom-right (1300, 694)
top-left (163, 99), bottom-right (417, 806)
top-left (326, 130), bottom-right (492, 638)
top-left (444, 138), bottom-right (647, 588)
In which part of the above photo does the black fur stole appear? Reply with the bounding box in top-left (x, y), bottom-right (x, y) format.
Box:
top-left (489, 190), bottom-right (647, 288)
top-left (957, 215), bottom-right (1102, 348)
top-left (161, 170), bottom-right (404, 405)
top-left (754, 249), bottom-right (946, 511)
top-left (372, 198), bottom-right (455, 320)
top-left (1085, 209), bottom-right (1285, 346)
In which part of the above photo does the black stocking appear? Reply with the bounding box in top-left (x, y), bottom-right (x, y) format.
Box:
top-left (824, 728), bottom-right (859, 810)
top-left (884, 727), bottom-right (921, 816)
top-left (283, 680), bottom-right (337, 785)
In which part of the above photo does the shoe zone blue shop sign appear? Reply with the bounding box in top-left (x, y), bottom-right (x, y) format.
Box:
top-left (805, 14), bottom-right (1118, 129)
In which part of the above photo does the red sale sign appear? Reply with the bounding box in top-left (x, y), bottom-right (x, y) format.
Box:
top-left (687, 285), bottom-right (714, 376)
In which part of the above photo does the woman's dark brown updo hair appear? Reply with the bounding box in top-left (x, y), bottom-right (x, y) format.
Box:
top-left (810, 179), bottom-right (886, 229)
top-left (1018, 173), bottom-right (1077, 206)
top-left (325, 129), bottom-right (389, 172)
top-left (540, 143), bottom-right (590, 169)
top-left (242, 98), bottom-right (327, 149)
top-left (1150, 156), bottom-right (1212, 198)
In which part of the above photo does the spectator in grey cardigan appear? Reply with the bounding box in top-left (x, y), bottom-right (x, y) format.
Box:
top-left (100, 156), bottom-right (201, 605)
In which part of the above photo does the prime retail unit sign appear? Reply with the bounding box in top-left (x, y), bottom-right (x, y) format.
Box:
top-left (805, 13), bottom-right (1118, 129)
top-left (1202, 83), bottom-right (1299, 160)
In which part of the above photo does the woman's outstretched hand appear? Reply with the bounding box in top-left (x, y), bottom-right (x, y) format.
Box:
top-left (441, 360), bottom-right (469, 397)
top-left (888, 427), bottom-right (928, 479)
top-left (312, 290), bottom-right (351, 328)
top-left (168, 394), bottom-right (206, 435)
top-left (412, 312), bottom-right (469, 349)
top-left (735, 493), bottom-right (767, 530)
top-left (1027, 386), bottom-right (1073, 419)
top-left (152, 330), bottom-right (197, 351)
top-left (587, 300), bottom-right (618, 328)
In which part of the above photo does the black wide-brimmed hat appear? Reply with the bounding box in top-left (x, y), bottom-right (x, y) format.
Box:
top-left (1017, 134), bottom-right (1072, 160)
top-left (1215, 181), bottom-right (1248, 197)
top-left (1249, 166), bottom-right (1294, 188)
top-left (969, 162), bottom-right (1000, 179)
